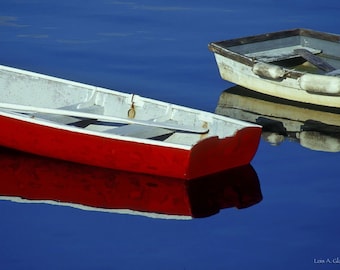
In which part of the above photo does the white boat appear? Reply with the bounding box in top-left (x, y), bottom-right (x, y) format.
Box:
top-left (0, 64), bottom-right (261, 179)
top-left (209, 28), bottom-right (340, 108)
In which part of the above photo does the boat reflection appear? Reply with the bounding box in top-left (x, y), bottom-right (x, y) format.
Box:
top-left (216, 86), bottom-right (340, 152)
top-left (0, 147), bottom-right (262, 219)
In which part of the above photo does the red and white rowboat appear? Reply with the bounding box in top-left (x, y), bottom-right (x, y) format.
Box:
top-left (0, 64), bottom-right (261, 179)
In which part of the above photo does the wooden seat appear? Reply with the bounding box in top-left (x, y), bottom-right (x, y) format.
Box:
top-left (108, 124), bottom-right (175, 140)
top-left (34, 103), bottom-right (104, 125)
top-left (245, 45), bottom-right (321, 63)
top-left (60, 103), bottom-right (104, 114)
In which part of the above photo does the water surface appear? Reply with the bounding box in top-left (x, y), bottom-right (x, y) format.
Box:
top-left (1, 1), bottom-right (340, 269)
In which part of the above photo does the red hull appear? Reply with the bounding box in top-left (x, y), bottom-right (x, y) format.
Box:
top-left (0, 115), bottom-right (261, 179)
top-left (0, 147), bottom-right (262, 218)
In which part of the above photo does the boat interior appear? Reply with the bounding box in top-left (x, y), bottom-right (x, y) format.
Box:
top-left (8, 96), bottom-right (208, 144)
top-left (0, 66), bottom-right (245, 145)
top-left (213, 29), bottom-right (340, 74)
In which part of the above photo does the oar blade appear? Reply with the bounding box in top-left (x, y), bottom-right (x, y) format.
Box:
top-left (294, 48), bottom-right (336, 72)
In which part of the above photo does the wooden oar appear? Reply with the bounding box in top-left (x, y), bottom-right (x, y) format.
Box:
top-left (294, 48), bottom-right (338, 73)
top-left (0, 103), bottom-right (209, 134)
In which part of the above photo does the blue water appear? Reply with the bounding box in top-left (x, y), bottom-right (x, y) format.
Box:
top-left (1, 1), bottom-right (340, 269)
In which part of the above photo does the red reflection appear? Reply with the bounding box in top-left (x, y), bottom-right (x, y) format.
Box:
top-left (0, 147), bottom-right (262, 219)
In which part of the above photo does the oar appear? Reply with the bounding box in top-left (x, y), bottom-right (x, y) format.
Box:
top-left (294, 48), bottom-right (340, 75)
top-left (0, 103), bottom-right (209, 134)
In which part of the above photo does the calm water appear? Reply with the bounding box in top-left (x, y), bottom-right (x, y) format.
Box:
top-left (1, 1), bottom-right (340, 269)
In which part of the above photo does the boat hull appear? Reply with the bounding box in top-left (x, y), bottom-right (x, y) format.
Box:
top-left (0, 114), bottom-right (260, 179)
top-left (213, 54), bottom-right (340, 108)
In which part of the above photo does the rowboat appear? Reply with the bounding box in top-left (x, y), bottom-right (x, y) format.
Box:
top-left (0, 64), bottom-right (261, 179)
top-left (215, 85), bottom-right (340, 152)
top-left (0, 147), bottom-right (262, 219)
top-left (209, 28), bottom-right (340, 108)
